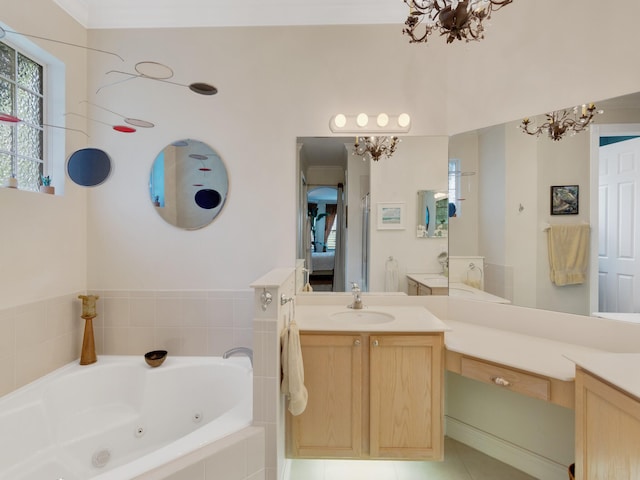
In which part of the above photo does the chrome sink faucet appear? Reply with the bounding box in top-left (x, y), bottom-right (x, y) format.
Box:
top-left (349, 282), bottom-right (363, 310)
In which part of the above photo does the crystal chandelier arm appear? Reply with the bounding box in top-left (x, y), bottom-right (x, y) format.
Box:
top-left (402, 0), bottom-right (512, 44)
top-left (520, 103), bottom-right (602, 141)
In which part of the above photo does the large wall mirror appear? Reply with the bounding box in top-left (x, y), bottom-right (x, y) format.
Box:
top-left (149, 139), bottom-right (228, 230)
top-left (296, 92), bottom-right (640, 320)
top-left (296, 135), bottom-right (449, 293)
top-left (449, 91), bottom-right (640, 318)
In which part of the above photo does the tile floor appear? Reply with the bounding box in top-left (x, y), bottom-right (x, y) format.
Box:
top-left (287, 437), bottom-right (538, 480)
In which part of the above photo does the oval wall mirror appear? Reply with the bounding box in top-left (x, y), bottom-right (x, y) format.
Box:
top-left (416, 190), bottom-right (448, 238)
top-left (67, 148), bottom-right (112, 187)
top-left (149, 139), bottom-right (228, 230)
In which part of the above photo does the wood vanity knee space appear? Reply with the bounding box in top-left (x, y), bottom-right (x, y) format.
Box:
top-left (288, 305), bottom-right (448, 461)
top-left (445, 351), bottom-right (575, 409)
top-left (442, 319), bottom-right (610, 410)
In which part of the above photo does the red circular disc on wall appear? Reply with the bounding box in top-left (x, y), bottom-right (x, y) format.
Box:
top-left (113, 125), bottom-right (136, 133)
top-left (0, 113), bottom-right (21, 122)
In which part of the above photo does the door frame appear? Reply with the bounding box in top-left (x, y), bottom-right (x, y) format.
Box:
top-left (589, 123), bottom-right (640, 314)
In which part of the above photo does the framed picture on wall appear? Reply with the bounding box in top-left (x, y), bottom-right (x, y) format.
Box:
top-left (550, 185), bottom-right (579, 215)
top-left (377, 202), bottom-right (405, 230)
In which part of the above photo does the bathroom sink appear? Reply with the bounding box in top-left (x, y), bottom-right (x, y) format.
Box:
top-left (330, 310), bottom-right (395, 324)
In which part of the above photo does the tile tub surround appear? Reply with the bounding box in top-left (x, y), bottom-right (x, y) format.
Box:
top-left (87, 289), bottom-right (254, 357)
top-left (251, 268), bottom-right (297, 480)
top-left (0, 289), bottom-right (255, 398)
top-left (0, 291), bottom-right (84, 396)
top-left (141, 426), bottom-right (265, 480)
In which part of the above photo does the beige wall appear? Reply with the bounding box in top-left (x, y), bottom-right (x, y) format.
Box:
top-left (0, 2), bottom-right (88, 308)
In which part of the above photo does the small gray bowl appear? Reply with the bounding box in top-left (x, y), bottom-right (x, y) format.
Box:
top-left (144, 350), bottom-right (167, 367)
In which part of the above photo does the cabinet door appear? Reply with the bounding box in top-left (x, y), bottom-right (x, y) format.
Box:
top-left (289, 333), bottom-right (362, 458)
top-left (407, 279), bottom-right (418, 296)
top-left (575, 369), bottom-right (640, 479)
top-left (369, 334), bottom-right (444, 459)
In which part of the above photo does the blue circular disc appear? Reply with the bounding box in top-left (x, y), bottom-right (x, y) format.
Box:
top-left (195, 189), bottom-right (222, 209)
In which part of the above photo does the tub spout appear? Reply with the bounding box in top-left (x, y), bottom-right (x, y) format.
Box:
top-left (223, 347), bottom-right (253, 367)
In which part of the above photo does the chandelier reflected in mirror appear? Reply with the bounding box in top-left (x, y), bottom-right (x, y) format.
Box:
top-left (403, 0), bottom-right (513, 44)
top-left (353, 136), bottom-right (400, 161)
top-left (520, 104), bottom-right (603, 142)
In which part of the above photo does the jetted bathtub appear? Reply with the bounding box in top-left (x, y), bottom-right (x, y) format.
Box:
top-left (0, 355), bottom-right (253, 480)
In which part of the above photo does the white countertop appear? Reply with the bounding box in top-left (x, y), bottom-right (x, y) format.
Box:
top-left (565, 352), bottom-right (640, 399)
top-left (293, 296), bottom-right (640, 388)
top-left (448, 283), bottom-right (511, 304)
top-left (445, 320), bottom-right (605, 381)
top-left (294, 304), bottom-right (450, 333)
top-left (407, 273), bottom-right (448, 288)
top-left (406, 274), bottom-right (510, 303)
top-left (592, 312), bottom-right (640, 324)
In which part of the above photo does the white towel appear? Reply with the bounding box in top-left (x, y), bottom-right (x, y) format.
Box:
top-left (547, 224), bottom-right (590, 286)
top-left (280, 321), bottom-right (308, 416)
top-left (384, 256), bottom-right (399, 292)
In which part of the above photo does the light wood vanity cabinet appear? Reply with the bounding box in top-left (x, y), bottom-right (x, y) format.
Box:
top-left (288, 333), bottom-right (363, 458)
top-left (369, 334), bottom-right (443, 459)
top-left (288, 332), bottom-right (444, 460)
top-left (575, 368), bottom-right (640, 479)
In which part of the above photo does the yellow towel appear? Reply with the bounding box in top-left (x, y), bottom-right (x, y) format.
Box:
top-left (280, 321), bottom-right (308, 416)
top-left (547, 224), bottom-right (590, 286)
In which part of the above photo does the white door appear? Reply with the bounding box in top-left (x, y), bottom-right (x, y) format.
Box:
top-left (598, 137), bottom-right (640, 312)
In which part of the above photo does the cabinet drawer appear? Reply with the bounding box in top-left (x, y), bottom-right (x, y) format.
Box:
top-left (460, 357), bottom-right (550, 401)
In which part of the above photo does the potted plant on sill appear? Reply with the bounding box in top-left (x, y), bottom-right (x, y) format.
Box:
top-left (39, 175), bottom-right (55, 194)
top-left (5, 174), bottom-right (18, 188)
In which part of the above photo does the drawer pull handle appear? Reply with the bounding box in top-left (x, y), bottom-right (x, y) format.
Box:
top-left (491, 376), bottom-right (511, 387)
top-left (372, 340), bottom-right (379, 347)
top-left (354, 339), bottom-right (361, 346)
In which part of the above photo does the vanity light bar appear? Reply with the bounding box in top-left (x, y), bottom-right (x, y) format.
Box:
top-left (330, 113), bottom-right (411, 133)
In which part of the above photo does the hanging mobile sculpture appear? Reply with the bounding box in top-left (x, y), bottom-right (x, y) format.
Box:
top-left (80, 100), bottom-right (155, 128)
top-left (0, 26), bottom-right (123, 61)
top-left (97, 61), bottom-right (218, 96)
top-left (65, 112), bottom-right (136, 133)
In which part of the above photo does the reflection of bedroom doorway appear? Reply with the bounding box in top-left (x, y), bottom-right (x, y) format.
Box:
top-left (590, 124), bottom-right (640, 314)
top-left (308, 186), bottom-right (338, 291)
top-left (297, 136), bottom-right (357, 292)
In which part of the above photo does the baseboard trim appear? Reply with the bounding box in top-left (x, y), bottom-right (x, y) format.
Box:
top-left (445, 416), bottom-right (569, 480)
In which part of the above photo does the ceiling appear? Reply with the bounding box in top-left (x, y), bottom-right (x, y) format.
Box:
top-left (300, 137), bottom-right (353, 167)
top-left (53, 0), bottom-right (409, 29)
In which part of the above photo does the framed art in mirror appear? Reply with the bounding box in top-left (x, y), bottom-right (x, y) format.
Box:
top-left (551, 185), bottom-right (579, 215)
top-left (377, 202), bottom-right (405, 230)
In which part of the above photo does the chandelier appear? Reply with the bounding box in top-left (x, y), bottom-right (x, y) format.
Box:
top-left (403, 0), bottom-right (513, 44)
top-left (353, 136), bottom-right (400, 161)
top-left (520, 104), bottom-right (603, 141)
